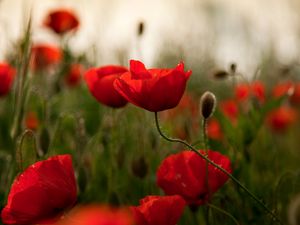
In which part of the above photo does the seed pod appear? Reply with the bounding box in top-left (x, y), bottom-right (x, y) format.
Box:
top-left (279, 65), bottom-right (292, 77)
top-left (199, 91), bottom-right (217, 119)
top-left (212, 70), bottom-right (229, 80)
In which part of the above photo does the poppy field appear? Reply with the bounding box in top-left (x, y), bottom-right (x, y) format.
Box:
top-left (1, 5), bottom-right (300, 225)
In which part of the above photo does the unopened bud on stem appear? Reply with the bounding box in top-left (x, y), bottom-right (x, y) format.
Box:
top-left (212, 70), bottom-right (229, 79)
top-left (137, 21), bottom-right (145, 37)
top-left (229, 63), bottom-right (237, 75)
top-left (200, 91), bottom-right (217, 119)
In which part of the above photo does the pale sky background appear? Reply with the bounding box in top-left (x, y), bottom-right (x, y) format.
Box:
top-left (0, 0), bottom-right (300, 76)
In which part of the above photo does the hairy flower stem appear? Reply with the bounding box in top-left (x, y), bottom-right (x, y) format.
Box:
top-left (202, 118), bottom-right (210, 225)
top-left (202, 119), bottom-right (210, 193)
top-left (11, 18), bottom-right (32, 140)
top-left (154, 112), bottom-right (283, 225)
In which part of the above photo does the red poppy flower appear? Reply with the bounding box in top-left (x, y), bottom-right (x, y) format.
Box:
top-left (266, 106), bottom-right (297, 133)
top-left (161, 93), bottom-right (198, 120)
top-left (220, 100), bottom-right (239, 123)
top-left (65, 64), bottom-right (84, 87)
top-left (272, 81), bottom-right (300, 105)
top-left (44, 9), bottom-right (79, 35)
top-left (272, 81), bottom-right (293, 98)
top-left (251, 81), bottom-right (265, 103)
top-left (84, 65), bottom-right (128, 108)
top-left (157, 150), bottom-right (232, 205)
top-left (235, 81), bottom-right (265, 103)
top-left (206, 118), bottom-right (223, 140)
top-left (30, 44), bottom-right (62, 71)
top-left (235, 83), bottom-right (249, 102)
top-left (24, 111), bottom-right (39, 130)
top-left (161, 93), bottom-right (199, 141)
top-left (57, 205), bottom-right (133, 225)
top-left (0, 63), bottom-right (16, 97)
top-left (1, 154), bottom-right (77, 225)
top-left (130, 195), bottom-right (185, 225)
top-left (114, 60), bottom-right (192, 112)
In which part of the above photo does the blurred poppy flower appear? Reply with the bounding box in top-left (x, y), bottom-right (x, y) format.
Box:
top-left (31, 44), bottom-right (62, 71)
top-left (235, 81), bottom-right (265, 103)
top-left (24, 111), bottom-right (39, 130)
top-left (130, 195), bottom-right (185, 225)
top-left (85, 65), bottom-right (128, 108)
top-left (161, 93), bottom-right (198, 120)
top-left (206, 118), bottom-right (223, 140)
top-left (235, 83), bottom-right (249, 102)
top-left (1, 154), bottom-right (77, 225)
top-left (251, 81), bottom-right (265, 103)
top-left (57, 205), bottom-right (133, 225)
top-left (114, 60), bottom-right (192, 112)
top-left (0, 63), bottom-right (16, 97)
top-left (157, 150), bottom-right (231, 205)
top-left (220, 100), bottom-right (239, 123)
top-left (272, 81), bottom-right (293, 98)
top-left (44, 9), bottom-right (79, 35)
top-left (266, 106), bottom-right (297, 133)
top-left (65, 64), bottom-right (84, 87)
top-left (161, 93), bottom-right (199, 141)
top-left (272, 81), bottom-right (300, 105)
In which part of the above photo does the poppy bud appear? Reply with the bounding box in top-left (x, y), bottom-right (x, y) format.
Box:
top-left (279, 65), bottom-right (292, 77)
top-left (199, 91), bottom-right (216, 119)
top-left (212, 69), bottom-right (229, 80)
top-left (137, 21), bottom-right (144, 36)
top-left (229, 63), bottom-right (237, 74)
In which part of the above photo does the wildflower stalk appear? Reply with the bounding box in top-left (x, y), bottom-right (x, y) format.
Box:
top-left (11, 18), bottom-right (32, 140)
top-left (202, 118), bottom-right (210, 225)
top-left (154, 112), bottom-right (283, 225)
top-left (207, 203), bottom-right (240, 225)
top-left (202, 118), bottom-right (208, 150)
top-left (202, 118), bottom-right (209, 191)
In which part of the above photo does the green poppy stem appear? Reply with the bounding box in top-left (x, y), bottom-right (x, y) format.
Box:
top-left (11, 17), bottom-right (32, 140)
top-left (154, 112), bottom-right (282, 225)
top-left (202, 118), bottom-right (210, 192)
top-left (207, 203), bottom-right (240, 225)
